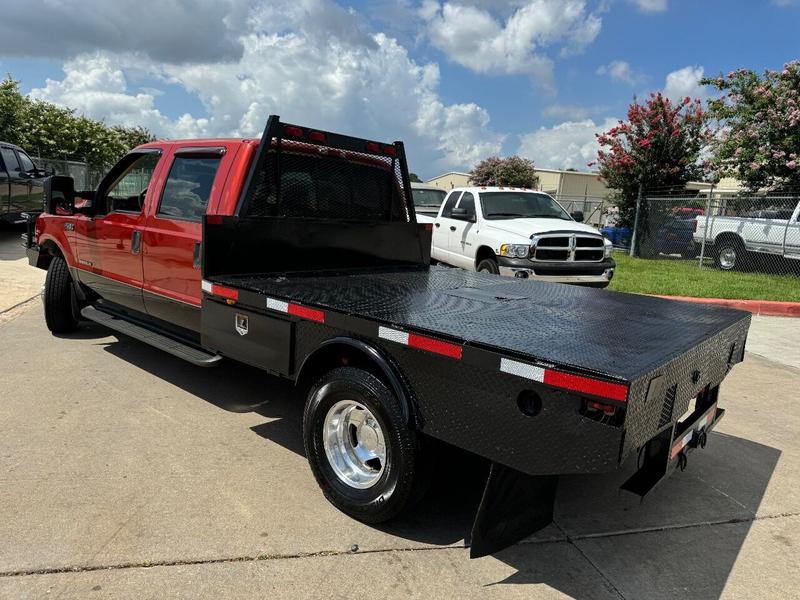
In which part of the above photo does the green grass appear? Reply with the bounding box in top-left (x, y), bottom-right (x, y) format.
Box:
top-left (608, 253), bottom-right (800, 302)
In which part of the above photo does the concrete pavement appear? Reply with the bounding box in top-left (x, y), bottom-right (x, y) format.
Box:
top-left (0, 228), bottom-right (798, 599)
top-left (0, 227), bottom-right (45, 316)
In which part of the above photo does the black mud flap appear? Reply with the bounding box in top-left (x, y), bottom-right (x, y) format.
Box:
top-left (469, 463), bottom-right (558, 558)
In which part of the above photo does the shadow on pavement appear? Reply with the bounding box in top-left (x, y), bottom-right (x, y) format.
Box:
top-left (0, 226), bottom-right (27, 261)
top-left (94, 323), bottom-right (780, 599)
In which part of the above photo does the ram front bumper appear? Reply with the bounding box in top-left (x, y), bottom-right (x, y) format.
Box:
top-left (497, 256), bottom-right (616, 284)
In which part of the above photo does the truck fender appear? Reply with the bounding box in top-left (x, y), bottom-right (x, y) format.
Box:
top-left (296, 336), bottom-right (416, 425)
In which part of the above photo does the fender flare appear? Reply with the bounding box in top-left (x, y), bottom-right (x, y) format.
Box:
top-left (36, 235), bottom-right (68, 268)
top-left (296, 336), bottom-right (416, 425)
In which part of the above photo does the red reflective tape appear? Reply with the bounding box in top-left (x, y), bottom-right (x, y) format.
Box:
top-left (206, 215), bottom-right (224, 225)
top-left (287, 303), bottom-right (325, 323)
top-left (211, 284), bottom-right (238, 301)
top-left (407, 333), bottom-right (463, 360)
top-left (543, 370), bottom-right (628, 402)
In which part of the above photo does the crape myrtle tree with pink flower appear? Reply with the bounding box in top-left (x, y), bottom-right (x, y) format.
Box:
top-left (592, 93), bottom-right (711, 242)
top-left (702, 62), bottom-right (800, 193)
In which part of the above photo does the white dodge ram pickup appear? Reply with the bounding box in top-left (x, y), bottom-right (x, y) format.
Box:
top-left (417, 186), bottom-right (615, 287)
top-left (693, 199), bottom-right (800, 270)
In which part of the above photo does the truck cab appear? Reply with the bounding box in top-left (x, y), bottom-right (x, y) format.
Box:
top-left (0, 142), bottom-right (47, 223)
top-left (423, 186), bottom-right (615, 287)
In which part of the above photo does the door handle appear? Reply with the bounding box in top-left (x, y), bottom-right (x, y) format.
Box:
top-left (131, 230), bottom-right (141, 255)
top-left (193, 241), bottom-right (202, 269)
top-left (449, 226), bottom-right (456, 231)
top-left (434, 223), bottom-right (440, 228)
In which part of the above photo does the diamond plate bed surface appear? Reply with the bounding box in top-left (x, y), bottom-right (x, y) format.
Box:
top-left (212, 266), bottom-right (750, 381)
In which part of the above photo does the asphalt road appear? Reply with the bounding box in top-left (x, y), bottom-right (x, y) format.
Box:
top-left (1, 228), bottom-right (799, 599)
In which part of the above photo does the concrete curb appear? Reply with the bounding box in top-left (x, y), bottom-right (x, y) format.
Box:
top-left (650, 294), bottom-right (800, 317)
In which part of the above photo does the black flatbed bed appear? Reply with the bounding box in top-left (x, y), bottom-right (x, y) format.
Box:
top-left (211, 265), bottom-right (749, 383)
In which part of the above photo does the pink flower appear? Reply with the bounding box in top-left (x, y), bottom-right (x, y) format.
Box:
top-left (788, 160), bottom-right (798, 169)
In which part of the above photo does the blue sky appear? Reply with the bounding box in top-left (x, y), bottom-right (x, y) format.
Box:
top-left (1, 0), bottom-right (798, 178)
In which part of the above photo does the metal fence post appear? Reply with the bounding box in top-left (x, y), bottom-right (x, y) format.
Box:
top-left (629, 182), bottom-right (643, 257)
top-left (698, 184), bottom-right (714, 268)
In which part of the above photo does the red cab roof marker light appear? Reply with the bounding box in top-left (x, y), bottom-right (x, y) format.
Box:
top-left (284, 126), bottom-right (304, 138)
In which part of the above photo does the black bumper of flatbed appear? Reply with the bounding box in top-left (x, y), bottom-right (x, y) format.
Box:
top-left (203, 266), bottom-right (750, 478)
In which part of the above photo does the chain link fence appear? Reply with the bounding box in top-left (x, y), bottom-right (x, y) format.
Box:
top-left (32, 156), bottom-right (106, 190)
top-left (625, 195), bottom-right (800, 277)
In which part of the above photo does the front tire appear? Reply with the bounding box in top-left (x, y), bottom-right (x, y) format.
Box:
top-left (43, 256), bottom-right (79, 334)
top-left (477, 258), bottom-right (500, 274)
top-left (303, 367), bottom-right (425, 523)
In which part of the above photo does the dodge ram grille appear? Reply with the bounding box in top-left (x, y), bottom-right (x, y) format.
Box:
top-left (531, 234), bottom-right (604, 262)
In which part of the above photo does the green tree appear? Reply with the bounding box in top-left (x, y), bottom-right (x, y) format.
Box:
top-left (409, 172), bottom-right (422, 183)
top-left (703, 62), bottom-right (800, 191)
top-left (0, 76), bottom-right (155, 170)
top-left (593, 93), bottom-right (710, 231)
top-left (469, 156), bottom-right (539, 188)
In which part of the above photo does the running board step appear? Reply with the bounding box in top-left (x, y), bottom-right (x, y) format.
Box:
top-left (81, 306), bottom-right (222, 367)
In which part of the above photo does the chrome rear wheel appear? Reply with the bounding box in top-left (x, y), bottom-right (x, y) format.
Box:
top-left (323, 399), bottom-right (386, 489)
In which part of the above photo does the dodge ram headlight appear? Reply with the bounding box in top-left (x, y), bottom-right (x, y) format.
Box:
top-left (603, 238), bottom-right (613, 258)
top-left (499, 244), bottom-right (530, 259)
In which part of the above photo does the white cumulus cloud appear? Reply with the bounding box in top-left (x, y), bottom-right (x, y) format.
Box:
top-left (596, 60), bottom-right (641, 85)
top-left (631, 0), bottom-right (668, 12)
top-left (663, 65), bottom-right (707, 101)
top-left (27, 1), bottom-right (505, 174)
top-left (518, 118), bottom-right (618, 170)
top-left (421, 0), bottom-right (601, 85)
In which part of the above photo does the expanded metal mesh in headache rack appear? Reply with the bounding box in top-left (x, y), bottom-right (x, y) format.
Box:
top-left (238, 116), bottom-right (412, 222)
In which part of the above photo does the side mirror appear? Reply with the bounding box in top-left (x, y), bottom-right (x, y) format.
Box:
top-left (451, 207), bottom-right (476, 222)
top-left (43, 175), bottom-right (75, 215)
top-left (570, 210), bottom-right (584, 222)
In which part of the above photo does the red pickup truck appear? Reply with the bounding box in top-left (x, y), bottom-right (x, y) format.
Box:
top-left (26, 116), bottom-right (750, 557)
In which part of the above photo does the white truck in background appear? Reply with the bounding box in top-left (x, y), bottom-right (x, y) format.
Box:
top-left (693, 200), bottom-right (800, 270)
top-left (417, 186), bottom-right (615, 287)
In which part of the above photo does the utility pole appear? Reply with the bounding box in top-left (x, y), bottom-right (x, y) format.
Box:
top-left (629, 180), bottom-right (644, 258)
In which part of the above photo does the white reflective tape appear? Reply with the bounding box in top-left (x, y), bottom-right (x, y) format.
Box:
top-left (201, 280), bottom-right (213, 293)
top-left (500, 358), bottom-right (545, 382)
top-left (266, 298), bottom-right (289, 313)
top-left (378, 326), bottom-right (409, 345)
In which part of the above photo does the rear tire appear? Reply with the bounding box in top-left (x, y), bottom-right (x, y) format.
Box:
top-left (43, 256), bottom-right (79, 334)
top-left (714, 238), bottom-right (748, 271)
top-left (303, 367), bottom-right (427, 523)
top-left (477, 258), bottom-right (500, 274)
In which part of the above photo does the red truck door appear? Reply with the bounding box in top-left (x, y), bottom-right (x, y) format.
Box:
top-left (141, 145), bottom-right (231, 332)
top-left (73, 150), bottom-right (165, 314)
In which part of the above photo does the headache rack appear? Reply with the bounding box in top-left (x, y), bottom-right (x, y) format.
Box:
top-left (236, 115), bottom-right (415, 223)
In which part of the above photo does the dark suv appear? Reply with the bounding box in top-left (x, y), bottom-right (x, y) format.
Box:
top-left (0, 142), bottom-right (48, 223)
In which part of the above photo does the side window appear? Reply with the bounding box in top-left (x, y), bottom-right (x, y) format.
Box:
top-left (457, 192), bottom-right (475, 217)
top-left (17, 151), bottom-right (35, 172)
top-left (440, 192), bottom-right (462, 218)
top-left (158, 156), bottom-right (222, 221)
top-left (105, 153), bottom-right (160, 213)
top-left (1, 148), bottom-right (20, 173)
